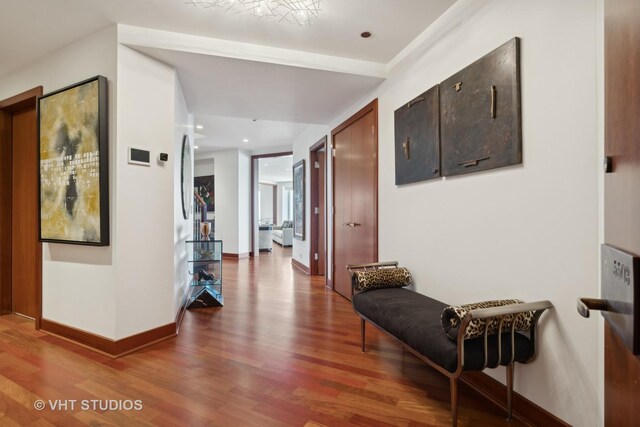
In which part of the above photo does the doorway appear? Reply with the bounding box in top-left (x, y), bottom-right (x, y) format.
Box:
top-left (309, 136), bottom-right (327, 278)
top-left (250, 151), bottom-right (294, 258)
top-left (332, 99), bottom-right (378, 300)
top-left (0, 87), bottom-right (43, 326)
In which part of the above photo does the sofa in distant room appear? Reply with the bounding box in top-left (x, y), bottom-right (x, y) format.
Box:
top-left (272, 221), bottom-right (293, 247)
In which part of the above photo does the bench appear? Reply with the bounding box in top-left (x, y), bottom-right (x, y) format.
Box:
top-left (349, 262), bottom-right (552, 426)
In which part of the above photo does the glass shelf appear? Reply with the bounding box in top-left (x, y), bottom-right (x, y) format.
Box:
top-left (186, 239), bottom-right (223, 308)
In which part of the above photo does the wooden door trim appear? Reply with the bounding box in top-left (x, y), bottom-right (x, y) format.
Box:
top-left (0, 87), bottom-right (42, 111)
top-left (309, 136), bottom-right (327, 277)
top-left (0, 86), bottom-right (43, 328)
top-left (250, 151), bottom-right (293, 257)
top-left (331, 99), bottom-right (379, 292)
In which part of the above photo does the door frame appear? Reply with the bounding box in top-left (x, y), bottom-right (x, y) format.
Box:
top-left (250, 151), bottom-right (293, 257)
top-left (0, 86), bottom-right (43, 328)
top-left (309, 136), bottom-right (327, 277)
top-left (331, 99), bottom-right (378, 291)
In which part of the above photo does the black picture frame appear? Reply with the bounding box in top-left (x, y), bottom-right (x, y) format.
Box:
top-left (181, 134), bottom-right (193, 220)
top-left (293, 159), bottom-right (305, 240)
top-left (38, 75), bottom-right (109, 246)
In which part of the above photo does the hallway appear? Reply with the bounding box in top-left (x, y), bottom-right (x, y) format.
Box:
top-left (0, 250), bottom-right (524, 426)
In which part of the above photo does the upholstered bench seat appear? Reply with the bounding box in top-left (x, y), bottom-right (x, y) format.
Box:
top-left (352, 288), bottom-right (534, 373)
top-left (348, 261), bottom-right (552, 427)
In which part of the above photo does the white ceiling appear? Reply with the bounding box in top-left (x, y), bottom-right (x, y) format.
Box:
top-left (0, 0), bottom-right (455, 79)
top-left (259, 155), bottom-right (293, 183)
top-left (0, 0), bottom-right (456, 155)
top-left (133, 46), bottom-right (384, 124)
top-left (193, 115), bottom-right (306, 154)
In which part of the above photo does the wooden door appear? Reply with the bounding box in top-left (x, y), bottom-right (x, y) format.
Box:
top-left (333, 100), bottom-right (378, 300)
top-left (333, 125), bottom-right (352, 298)
top-left (11, 106), bottom-right (39, 318)
top-left (317, 149), bottom-right (326, 275)
top-left (604, 0), bottom-right (640, 424)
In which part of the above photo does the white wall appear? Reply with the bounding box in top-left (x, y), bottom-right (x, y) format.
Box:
top-left (210, 149), bottom-right (251, 255)
top-left (0, 26), bottom-right (194, 340)
top-left (238, 150), bottom-right (251, 254)
top-left (293, 1), bottom-right (600, 424)
top-left (115, 45), bottom-right (193, 338)
top-left (291, 125), bottom-right (330, 267)
top-left (195, 157), bottom-right (214, 177)
top-left (276, 181), bottom-right (293, 225)
top-left (212, 150), bottom-right (239, 252)
top-left (0, 26), bottom-right (119, 338)
top-left (174, 78), bottom-right (195, 315)
top-left (259, 184), bottom-right (274, 222)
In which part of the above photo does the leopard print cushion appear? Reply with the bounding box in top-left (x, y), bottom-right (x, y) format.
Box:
top-left (441, 299), bottom-right (535, 341)
top-left (352, 267), bottom-right (412, 293)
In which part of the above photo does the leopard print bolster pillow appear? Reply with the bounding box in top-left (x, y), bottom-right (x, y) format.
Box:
top-left (352, 268), bottom-right (412, 293)
top-left (441, 299), bottom-right (535, 341)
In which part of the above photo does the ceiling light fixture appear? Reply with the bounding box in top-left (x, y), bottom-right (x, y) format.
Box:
top-left (242, 138), bottom-right (249, 143)
top-left (186, 0), bottom-right (322, 26)
top-left (196, 124), bottom-right (204, 129)
top-left (194, 145), bottom-right (200, 149)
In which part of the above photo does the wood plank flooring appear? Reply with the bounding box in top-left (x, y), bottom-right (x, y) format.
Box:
top-left (0, 246), bottom-right (525, 426)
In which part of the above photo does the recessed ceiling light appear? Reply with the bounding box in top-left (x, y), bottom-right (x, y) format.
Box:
top-left (243, 138), bottom-right (249, 143)
top-left (196, 125), bottom-right (203, 130)
top-left (194, 145), bottom-right (199, 149)
top-left (361, 31), bottom-right (372, 38)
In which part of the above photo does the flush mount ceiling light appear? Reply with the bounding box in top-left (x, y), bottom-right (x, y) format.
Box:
top-left (186, 0), bottom-right (322, 26)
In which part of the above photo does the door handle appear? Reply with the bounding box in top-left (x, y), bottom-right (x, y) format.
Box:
top-left (577, 297), bottom-right (609, 318)
top-left (352, 223), bottom-right (361, 227)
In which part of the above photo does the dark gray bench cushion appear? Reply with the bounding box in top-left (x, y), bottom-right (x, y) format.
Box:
top-left (352, 288), bottom-right (534, 373)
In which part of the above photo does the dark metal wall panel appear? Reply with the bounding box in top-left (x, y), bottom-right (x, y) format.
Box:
top-left (394, 85), bottom-right (440, 185)
top-left (440, 38), bottom-right (522, 177)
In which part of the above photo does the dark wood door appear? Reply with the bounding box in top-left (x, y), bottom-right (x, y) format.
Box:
top-left (317, 149), bottom-right (326, 275)
top-left (333, 102), bottom-right (377, 300)
top-left (604, 0), bottom-right (640, 424)
top-left (11, 106), bottom-right (38, 318)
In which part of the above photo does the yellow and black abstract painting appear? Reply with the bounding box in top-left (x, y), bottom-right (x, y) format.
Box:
top-left (38, 76), bottom-right (109, 245)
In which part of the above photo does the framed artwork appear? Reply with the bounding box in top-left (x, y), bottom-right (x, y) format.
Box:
top-left (181, 134), bottom-right (193, 220)
top-left (38, 75), bottom-right (109, 246)
top-left (194, 175), bottom-right (215, 212)
top-left (293, 159), bottom-right (305, 240)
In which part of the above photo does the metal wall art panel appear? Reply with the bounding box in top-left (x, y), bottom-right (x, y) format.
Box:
top-left (394, 85), bottom-right (441, 185)
top-left (440, 38), bottom-right (522, 177)
top-left (38, 76), bottom-right (109, 246)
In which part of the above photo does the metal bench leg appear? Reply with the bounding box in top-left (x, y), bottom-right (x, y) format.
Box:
top-left (450, 377), bottom-right (458, 427)
top-left (506, 362), bottom-right (514, 421)
top-left (360, 318), bottom-right (365, 352)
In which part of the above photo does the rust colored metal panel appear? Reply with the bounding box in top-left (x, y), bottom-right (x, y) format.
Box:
top-left (394, 85), bottom-right (440, 185)
top-left (604, 0), bottom-right (640, 424)
top-left (440, 38), bottom-right (522, 177)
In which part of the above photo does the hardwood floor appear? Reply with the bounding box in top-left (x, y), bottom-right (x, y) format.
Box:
top-left (0, 245), bottom-right (524, 426)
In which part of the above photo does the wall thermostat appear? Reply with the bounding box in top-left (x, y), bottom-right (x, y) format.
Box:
top-left (159, 153), bottom-right (169, 162)
top-left (128, 147), bottom-right (150, 166)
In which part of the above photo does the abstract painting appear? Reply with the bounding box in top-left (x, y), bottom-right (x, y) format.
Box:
top-left (194, 175), bottom-right (215, 212)
top-left (38, 76), bottom-right (109, 245)
top-left (293, 159), bottom-right (305, 240)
